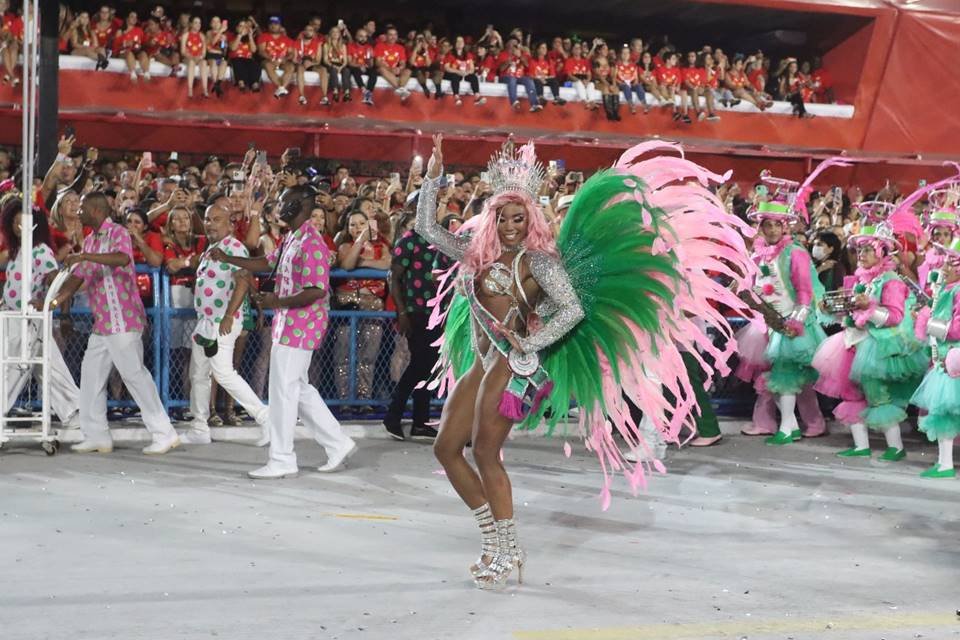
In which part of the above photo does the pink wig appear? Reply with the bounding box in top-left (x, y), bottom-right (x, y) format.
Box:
top-left (460, 190), bottom-right (558, 273)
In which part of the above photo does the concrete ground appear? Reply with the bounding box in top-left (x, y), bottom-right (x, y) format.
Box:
top-left (1, 421), bottom-right (959, 640)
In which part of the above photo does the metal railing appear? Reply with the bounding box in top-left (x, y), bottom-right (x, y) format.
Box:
top-left (8, 265), bottom-right (757, 419)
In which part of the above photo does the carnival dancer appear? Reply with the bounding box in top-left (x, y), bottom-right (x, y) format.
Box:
top-left (918, 212), bottom-right (955, 292)
top-left (812, 223), bottom-right (927, 459)
top-left (419, 134), bottom-right (752, 589)
top-left (735, 172), bottom-right (827, 443)
top-left (1, 197), bottom-right (80, 427)
top-left (50, 192), bottom-right (180, 454)
top-left (211, 185), bottom-right (356, 479)
top-left (917, 191), bottom-right (959, 293)
top-left (911, 237), bottom-right (960, 478)
top-left (180, 202), bottom-right (271, 445)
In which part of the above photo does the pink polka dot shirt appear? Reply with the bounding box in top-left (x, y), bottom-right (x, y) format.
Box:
top-left (3, 244), bottom-right (59, 310)
top-left (267, 223), bottom-right (331, 351)
top-left (194, 235), bottom-right (247, 324)
top-left (73, 219), bottom-right (146, 336)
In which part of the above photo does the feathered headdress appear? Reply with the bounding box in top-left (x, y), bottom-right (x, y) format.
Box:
top-left (746, 171), bottom-right (801, 223)
top-left (486, 141), bottom-right (546, 200)
top-left (793, 156), bottom-right (853, 220)
top-left (848, 222), bottom-right (902, 253)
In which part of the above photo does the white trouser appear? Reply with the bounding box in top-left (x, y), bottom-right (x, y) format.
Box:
top-left (188, 321), bottom-right (268, 433)
top-left (79, 331), bottom-right (175, 443)
top-left (268, 343), bottom-right (350, 470)
top-left (572, 79), bottom-right (595, 103)
top-left (4, 317), bottom-right (79, 424)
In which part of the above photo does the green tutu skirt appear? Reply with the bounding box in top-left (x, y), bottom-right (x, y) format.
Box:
top-left (850, 335), bottom-right (928, 384)
top-left (860, 375), bottom-right (921, 430)
top-left (911, 366), bottom-right (960, 441)
top-left (764, 322), bottom-right (825, 395)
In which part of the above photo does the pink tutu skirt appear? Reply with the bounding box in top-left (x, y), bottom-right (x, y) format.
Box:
top-left (734, 319), bottom-right (770, 383)
top-left (813, 332), bottom-right (866, 425)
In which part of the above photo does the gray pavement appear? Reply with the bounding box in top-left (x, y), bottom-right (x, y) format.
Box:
top-left (1, 422), bottom-right (959, 640)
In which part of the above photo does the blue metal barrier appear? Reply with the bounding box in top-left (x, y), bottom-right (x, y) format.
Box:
top-left (51, 264), bottom-right (163, 411)
top-left (14, 264), bottom-right (758, 420)
top-left (158, 267), bottom-right (402, 415)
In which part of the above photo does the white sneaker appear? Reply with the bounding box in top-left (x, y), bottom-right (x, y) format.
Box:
top-left (248, 461), bottom-right (298, 479)
top-left (142, 435), bottom-right (180, 455)
top-left (71, 439), bottom-right (113, 454)
top-left (274, 86), bottom-right (289, 98)
top-left (317, 440), bottom-right (358, 473)
top-left (178, 429), bottom-right (212, 445)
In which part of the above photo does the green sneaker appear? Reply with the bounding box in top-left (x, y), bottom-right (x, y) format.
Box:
top-left (836, 447), bottom-right (871, 458)
top-left (879, 447), bottom-right (906, 462)
top-left (791, 429), bottom-right (802, 441)
top-left (765, 431), bottom-right (795, 446)
top-left (920, 465), bottom-right (955, 478)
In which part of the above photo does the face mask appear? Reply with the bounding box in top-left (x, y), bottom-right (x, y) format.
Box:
top-left (811, 245), bottom-right (828, 261)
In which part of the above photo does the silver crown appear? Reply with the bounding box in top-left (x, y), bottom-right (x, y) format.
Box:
top-left (487, 142), bottom-right (546, 200)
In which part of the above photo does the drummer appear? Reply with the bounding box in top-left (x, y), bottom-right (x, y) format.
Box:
top-left (735, 172), bottom-right (828, 443)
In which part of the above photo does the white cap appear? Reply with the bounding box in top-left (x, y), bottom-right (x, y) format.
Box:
top-left (557, 195), bottom-right (575, 211)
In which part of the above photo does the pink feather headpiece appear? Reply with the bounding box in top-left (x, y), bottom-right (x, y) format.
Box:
top-left (793, 156), bottom-right (854, 221)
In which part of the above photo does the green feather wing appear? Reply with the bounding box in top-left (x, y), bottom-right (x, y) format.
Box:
top-left (519, 170), bottom-right (681, 432)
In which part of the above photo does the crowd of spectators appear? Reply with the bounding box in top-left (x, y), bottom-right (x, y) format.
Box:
top-left (1, 3), bottom-right (836, 122)
top-left (0, 131), bottom-right (932, 424)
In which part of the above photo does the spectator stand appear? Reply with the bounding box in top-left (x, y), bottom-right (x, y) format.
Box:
top-left (56, 55), bottom-right (856, 120)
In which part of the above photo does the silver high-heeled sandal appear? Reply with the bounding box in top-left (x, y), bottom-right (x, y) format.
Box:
top-left (475, 518), bottom-right (526, 590)
top-left (469, 503), bottom-right (498, 578)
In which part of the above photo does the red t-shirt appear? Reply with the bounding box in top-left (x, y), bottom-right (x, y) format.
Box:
top-left (50, 226), bottom-right (92, 254)
top-left (296, 36), bottom-right (323, 62)
top-left (132, 230), bottom-right (164, 264)
top-left (706, 67), bottom-right (720, 89)
top-left (638, 65), bottom-right (657, 84)
top-left (726, 69), bottom-right (748, 90)
top-left (657, 66), bottom-right (681, 87)
top-left (374, 42), bottom-right (406, 69)
top-left (683, 67), bottom-right (704, 87)
top-left (3, 12), bottom-right (23, 41)
top-left (92, 20), bottom-right (116, 49)
top-left (257, 32), bottom-right (294, 62)
top-left (476, 55), bottom-right (497, 82)
top-left (812, 68), bottom-right (832, 101)
top-left (443, 51), bottom-right (475, 73)
top-left (232, 215), bottom-right (250, 244)
top-left (748, 68), bottom-right (767, 93)
top-left (347, 41), bottom-right (373, 66)
top-left (546, 50), bottom-right (565, 67)
top-left (228, 33), bottom-right (254, 59)
top-left (528, 58), bottom-right (554, 80)
top-left (113, 26), bottom-right (145, 55)
top-left (410, 48), bottom-right (431, 68)
top-left (562, 56), bottom-right (590, 78)
top-left (144, 29), bottom-right (176, 56)
top-left (183, 31), bottom-right (204, 58)
top-left (629, 50), bottom-right (642, 65)
top-left (207, 32), bottom-right (228, 55)
top-left (164, 236), bottom-right (208, 286)
top-left (497, 51), bottom-right (529, 78)
top-left (615, 61), bottom-right (638, 84)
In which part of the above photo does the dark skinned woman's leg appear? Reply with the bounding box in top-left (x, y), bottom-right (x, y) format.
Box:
top-left (433, 361), bottom-right (487, 508)
top-left (471, 356), bottom-right (517, 520)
